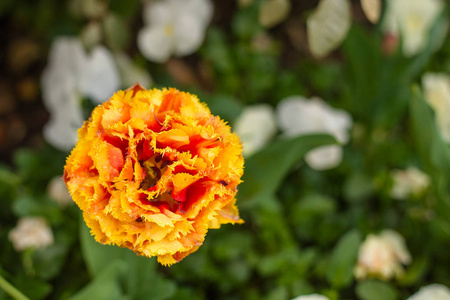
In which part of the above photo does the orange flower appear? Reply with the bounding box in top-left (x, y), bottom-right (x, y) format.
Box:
top-left (64, 84), bottom-right (244, 266)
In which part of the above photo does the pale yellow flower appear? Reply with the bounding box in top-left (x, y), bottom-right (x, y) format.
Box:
top-left (423, 73), bottom-right (450, 142)
top-left (390, 167), bottom-right (430, 199)
top-left (9, 217), bottom-right (54, 251)
top-left (355, 230), bottom-right (411, 280)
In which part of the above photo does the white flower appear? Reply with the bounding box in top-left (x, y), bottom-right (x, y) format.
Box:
top-left (408, 284), bottom-right (450, 300)
top-left (390, 167), bottom-right (430, 199)
top-left (383, 0), bottom-right (446, 56)
top-left (276, 96), bottom-right (352, 170)
top-left (9, 217), bottom-right (54, 251)
top-left (41, 38), bottom-right (84, 151)
top-left (304, 145), bottom-right (343, 171)
top-left (355, 229), bottom-right (411, 280)
top-left (292, 294), bottom-right (329, 300)
top-left (307, 0), bottom-right (351, 58)
top-left (234, 104), bottom-right (277, 157)
top-left (137, 0), bottom-right (213, 62)
top-left (47, 176), bottom-right (73, 207)
top-left (259, 0), bottom-right (291, 28)
top-left (422, 73), bottom-right (450, 142)
top-left (360, 0), bottom-right (381, 24)
top-left (41, 37), bottom-right (120, 150)
top-left (78, 45), bottom-right (120, 104)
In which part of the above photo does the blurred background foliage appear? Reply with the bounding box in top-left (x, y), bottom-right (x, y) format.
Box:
top-left (0, 0), bottom-right (450, 299)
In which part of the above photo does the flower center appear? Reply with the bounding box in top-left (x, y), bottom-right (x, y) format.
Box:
top-left (140, 154), bottom-right (169, 190)
top-left (164, 24), bottom-right (174, 36)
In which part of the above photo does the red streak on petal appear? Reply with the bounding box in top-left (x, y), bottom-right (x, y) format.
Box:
top-left (172, 187), bottom-right (187, 202)
top-left (125, 83), bottom-right (146, 96)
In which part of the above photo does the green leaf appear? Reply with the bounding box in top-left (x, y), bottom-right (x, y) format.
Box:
top-left (356, 280), bottom-right (398, 300)
top-left (13, 146), bottom-right (66, 192)
top-left (326, 229), bottom-right (361, 288)
top-left (409, 85), bottom-right (450, 205)
top-left (79, 216), bottom-right (176, 299)
top-left (103, 13), bottom-right (130, 51)
top-left (406, 7), bottom-right (450, 78)
top-left (124, 253), bottom-right (176, 300)
top-left (13, 273), bottom-right (52, 300)
top-left (109, 0), bottom-right (139, 18)
top-left (239, 134), bottom-right (336, 206)
top-left (232, 3), bottom-right (261, 40)
top-left (68, 260), bottom-right (128, 300)
top-left (292, 194), bottom-right (336, 220)
top-left (409, 85), bottom-right (450, 175)
top-left (202, 29), bottom-right (236, 75)
top-left (343, 172), bottom-right (374, 203)
top-left (264, 286), bottom-right (288, 300)
top-left (33, 244), bottom-right (68, 280)
top-left (205, 94), bottom-right (243, 123)
top-left (397, 257), bottom-right (428, 286)
top-left (12, 194), bottom-right (62, 221)
top-left (0, 164), bottom-right (20, 187)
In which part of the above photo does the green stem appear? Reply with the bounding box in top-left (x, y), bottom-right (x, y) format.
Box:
top-left (0, 274), bottom-right (29, 300)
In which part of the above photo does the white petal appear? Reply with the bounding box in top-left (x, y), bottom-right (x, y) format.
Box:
top-left (9, 217), bottom-right (54, 251)
top-left (143, 0), bottom-right (174, 26)
top-left (115, 52), bottom-right (152, 89)
top-left (78, 46), bottom-right (120, 103)
top-left (234, 104), bottom-right (277, 157)
top-left (47, 176), bottom-right (73, 207)
top-left (380, 229), bottom-right (411, 265)
top-left (422, 73), bottom-right (450, 142)
top-left (80, 21), bottom-right (102, 50)
top-left (45, 37), bottom-right (87, 75)
top-left (384, 0), bottom-right (445, 56)
top-left (360, 0), bottom-right (381, 23)
top-left (390, 167), bottom-right (430, 199)
top-left (292, 294), bottom-right (330, 300)
top-left (181, 0), bottom-right (213, 26)
top-left (173, 15), bottom-right (205, 56)
top-left (355, 233), bottom-right (400, 280)
top-left (277, 96), bottom-right (352, 144)
top-left (407, 284), bottom-right (450, 300)
top-left (259, 0), bottom-right (291, 28)
top-left (41, 37), bottom-right (87, 110)
top-left (43, 90), bottom-right (83, 151)
top-left (305, 145), bottom-right (343, 170)
top-left (138, 25), bottom-right (174, 63)
top-left (307, 0), bottom-right (352, 58)
top-left (276, 96), bottom-right (318, 136)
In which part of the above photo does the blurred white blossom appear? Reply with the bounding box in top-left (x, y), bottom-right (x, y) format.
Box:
top-left (355, 229), bottom-right (411, 280)
top-left (304, 145), bottom-right (343, 171)
top-left (422, 72), bottom-right (450, 142)
top-left (78, 45), bottom-right (120, 103)
top-left (383, 0), bottom-right (446, 56)
top-left (292, 294), bottom-right (330, 300)
top-left (41, 38), bottom-right (85, 151)
top-left (47, 176), bottom-right (73, 207)
top-left (259, 0), bottom-right (291, 28)
top-left (41, 37), bottom-right (120, 150)
top-left (360, 0), bottom-right (381, 24)
top-left (390, 167), bottom-right (430, 199)
top-left (276, 96), bottom-right (352, 170)
top-left (9, 217), bottom-right (54, 251)
top-left (234, 104), bottom-right (277, 157)
top-left (307, 0), bottom-right (351, 58)
top-left (407, 284), bottom-right (450, 300)
top-left (137, 0), bottom-right (213, 63)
